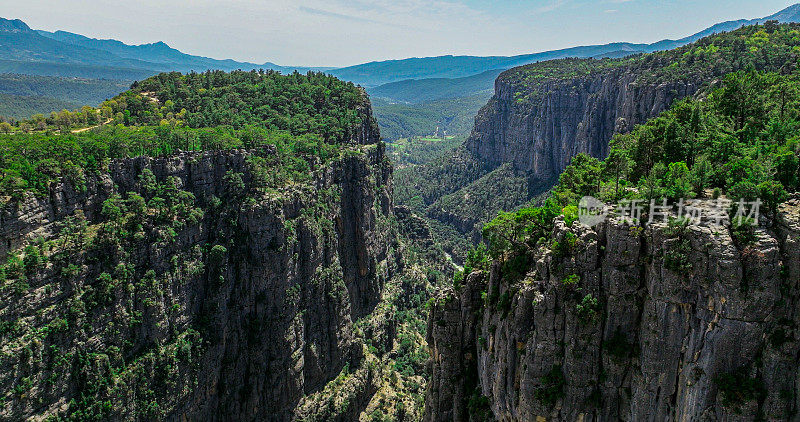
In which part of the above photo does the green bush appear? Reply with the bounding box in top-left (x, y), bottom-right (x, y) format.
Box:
top-left (467, 390), bottom-right (492, 421)
top-left (561, 274), bottom-right (580, 288)
top-left (209, 245), bottom-right (228, 267)
top-left (496, 291), bottom-right (513, 317)
top-left (22, 244), bottom-right (43, 275)
top-left (731, 217), bottom-right (757, 245)
top-left (535, 365), bottom-right (566, 407)
top-left (576, 294), bottom-right (601, 324)
top-left (714, 369), bottom-right (766, 408)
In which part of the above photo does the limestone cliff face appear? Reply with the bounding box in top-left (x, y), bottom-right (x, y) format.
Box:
top-left (465, 68), bottom-right (699, 187)
top-left (426, 199), bottom-right (800, 421)
top-left (0, 110), bottom-right (399, 420)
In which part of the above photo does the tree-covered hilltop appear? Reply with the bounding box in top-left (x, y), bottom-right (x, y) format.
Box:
top-left (504, 21), bottom-right (800, 106)
top-left (477, 67), bottom-right (800, 265)
top-left (0, 70), bottom-right (379, 201)
top-left (114, 70), bottom-right (371, 139)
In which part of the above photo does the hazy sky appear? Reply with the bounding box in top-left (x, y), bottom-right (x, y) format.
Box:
top-left (0, 0), bottom-right (796, 67)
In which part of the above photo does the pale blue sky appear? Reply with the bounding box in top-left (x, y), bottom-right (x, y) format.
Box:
top-left (0, 0), bottom-right (795, 67)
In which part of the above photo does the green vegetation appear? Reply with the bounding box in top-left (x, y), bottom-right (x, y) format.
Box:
top-left (663, 218), bottom-right (693, 273)
top-left (429, 163), bottom-right (531, 239)
top-left (731, 217), bottom-right (758, 245)
top-left (604, 69), bottom-right (798, 205)
top-left (508, 22), bottom-right (800, 108)
top-left (0, 93), bottom-right (82, 121)
top-left (0, 68), bottom-right (387, 421)
top-left (535, 365), bottom-right (566, 407)
top-left (575, 294), bottom-right (601, 324)
top-left (467, 390), bottom-right (493, 421)
top-left (506, 57), bottom-right (635, 106)
top-left (714, 368), bottom-right (766, 409)
top-left (561, 274), bottom-right (580, 288)
top-left (117, 71), bottom-right (370, 134)
top-left (0, 70), bottom-right (372, 200)
top-left (372, 94), bottom-right (490, 141)
top-left (386, 135), bottom-right (462, 167)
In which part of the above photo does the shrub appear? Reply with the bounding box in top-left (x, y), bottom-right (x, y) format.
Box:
top-left (731, 217), bottom-right (757, 245)
top-left (535, 365), bottom-right (566, 407)
top-left (576, 294), bottom-right (601, 324)
top-left (664, 238), bottom-right (692, 273)
top-left (562, 205), bottom-right (579, 226)
top-left (714, 369), bottom-right (765, 409)
top-left (496, 291), bottom-right (513, 317)
top-left (551, 232), bottom-right (577, 259)
top-left (22, 244), bottom-right (43, 275)
top-left (561, 274), bottom-right (580, 288)
top-left (501, 253), bottom-right (531, 282)
top-left (4, 254), bottom-right (24, 279)
top-left (664, 217), bottom-right (692, 273)
top-left (467, 390), bottom-right (492, 421)
top-left (209, 245), bottom-right (228, 266)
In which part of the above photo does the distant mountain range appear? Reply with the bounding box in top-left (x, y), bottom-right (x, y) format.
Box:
top-left (2, 4), bottom-right (800, 88)
top-left (2, 4), bottom-right (800, 132)
top-left (0, 18), bottom-right (327, 80)
top-left (327, 3), bottom-right (800, 87)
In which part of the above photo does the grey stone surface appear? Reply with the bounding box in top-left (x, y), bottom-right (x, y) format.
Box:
top-left (426, 203), bottom-right (800, 421)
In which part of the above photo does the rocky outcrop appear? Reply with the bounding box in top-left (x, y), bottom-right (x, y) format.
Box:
top-left (426, 199), bottom-right (800, 421)
top-left (0, 114), bottom-right (399, 420)
top-left (466, 66), bottom-right (698, 189)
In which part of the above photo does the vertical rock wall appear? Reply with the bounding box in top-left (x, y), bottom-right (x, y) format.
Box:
top-left (426, 200), bottom-right (800, 421)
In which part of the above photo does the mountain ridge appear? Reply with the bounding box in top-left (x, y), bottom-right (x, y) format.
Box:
top-left (35, 29), bottom-right (330, 74)
top-left (3, 3), bottom-right (800, 87)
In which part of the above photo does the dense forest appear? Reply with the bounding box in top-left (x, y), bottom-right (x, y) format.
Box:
top-left (0, 70), bottom-right (376, 200)
top-left (0, 93), bottom-right (80, 122)
top-left (372, 94), bottom-right (489, 141)
top-left (504, 21), bottom-right (800, 106)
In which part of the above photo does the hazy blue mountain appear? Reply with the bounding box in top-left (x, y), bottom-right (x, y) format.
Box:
top-left (0, 19), bottom-right (164, 71)
top-left (0, 17), bottom-right (328, 82)
top-left (330, 44), bottom-right (650, 86)
top-left (332, 3), bottom-right (800, 86)
top-left (36, 29), bottom-right (330, 74)
top-left (0, 59), bottom-right (158, 80)
top-left (3, 4), bottom-right (800, 87)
